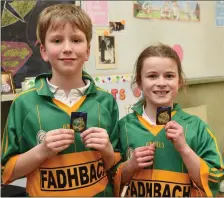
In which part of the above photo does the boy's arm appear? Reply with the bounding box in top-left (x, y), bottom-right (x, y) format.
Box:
top-left (1, 101), bottom-right (26, 184)
top-left (5, 128), bottom-right (75, 183)
top-left (1, 100), bottom-right (75, 184)
top-left (6, 144), bottom-right (48, 182)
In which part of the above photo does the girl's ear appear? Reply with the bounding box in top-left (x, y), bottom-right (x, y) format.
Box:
top-left (138, 82), bottom-right (142, 90)
top-left (40, 44), bottom-right (48, 62)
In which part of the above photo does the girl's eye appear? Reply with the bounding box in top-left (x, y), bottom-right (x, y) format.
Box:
top-left (148, 75), bottom-right (157, 79)
top-left (166, 74), bottom-right (174, 79)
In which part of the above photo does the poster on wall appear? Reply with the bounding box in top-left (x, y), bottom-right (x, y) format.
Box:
top-left (94, 74), bottom-right (142, 119)
top-left (95, 35), bottom-right (118, 69)
top-left (216, 1), bottom-right (224, 27)
top-left (1, 0), bottom-right (76, 88)
top-left (83, 1), bottom-right (109, 26)
top-left (109, 20), bottom-right (126, 34)
top-left (133, 1), bottom-right (200, 22)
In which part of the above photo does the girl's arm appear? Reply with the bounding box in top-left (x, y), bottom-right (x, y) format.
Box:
top-left (178, 145), bottom-right (203, 188)
top-left (165, 121), bottom-right (203, 188)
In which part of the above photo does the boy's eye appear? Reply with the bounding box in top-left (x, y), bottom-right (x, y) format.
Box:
top-left (54, 39), bottom-right (61, 44)
top-left (73, 39), bottom-right (81, 43)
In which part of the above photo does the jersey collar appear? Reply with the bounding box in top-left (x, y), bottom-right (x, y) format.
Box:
top-left (35, 71), bottom-right (97, 98)
top-left (131, 100), bottom-right (181, 116)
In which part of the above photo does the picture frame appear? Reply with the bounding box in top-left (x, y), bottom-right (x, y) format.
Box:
top-left (95, 35), bottom-right (118, 69)
top-left (1, 72), bottom-right (15, 94)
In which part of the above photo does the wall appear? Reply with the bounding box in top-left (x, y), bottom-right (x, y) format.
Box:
top-left (85, 1), bottom-right (224, 79)
top-left (175, 79), bottom-right (224, 153)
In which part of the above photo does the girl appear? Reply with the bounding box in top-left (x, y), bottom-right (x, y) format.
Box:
top-left (114, 44), bottom-right (223, 197)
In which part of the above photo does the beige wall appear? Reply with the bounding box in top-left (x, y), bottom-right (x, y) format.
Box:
top-left (175, 81), bottom-right (224, 155)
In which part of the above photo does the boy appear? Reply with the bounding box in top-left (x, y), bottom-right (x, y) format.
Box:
top-left (1, 4), bottom-right (120, 197)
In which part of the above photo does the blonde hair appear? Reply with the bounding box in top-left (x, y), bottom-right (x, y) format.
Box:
top-left (132, 43), bottom-right (186, 89)
top-left (36, 4), bottom-right (92, 45)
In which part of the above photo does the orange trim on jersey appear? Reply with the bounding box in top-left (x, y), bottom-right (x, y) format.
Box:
top-left (2, 155), bottom-right (20, 184)
top-left (208, 178), bottom-right (219, 183)
top-left (133, 169), bottom-right (191, 184)
top-left (114, 152), bottom-right (121, 165)
top-left (52, 96), bottom-right (87, 116)
top-left (206, 128), bottom-right (224, 169)
top-left (200, 158), bottom-right (212, 196)
top-left (113, 162), bottom-right (125, 197)
top-left (137, 111), bottom-right (177, 136)
top-left (211, 167), bottom-right (219, 172)
top-left (26, 151), bottom-right (108, 196)
top-left (209, 172), bottom-right (224, 178)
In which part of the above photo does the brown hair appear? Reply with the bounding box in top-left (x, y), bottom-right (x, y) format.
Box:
top-left (132, 43), bottom-right (185, 89)
top-left (36, 4), bottom-right (92, 46)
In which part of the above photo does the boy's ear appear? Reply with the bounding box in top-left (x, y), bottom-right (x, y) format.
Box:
top-left (85, 45), bottom-right (90, 61)
top-left (40, 44), bottom-right (48, 62)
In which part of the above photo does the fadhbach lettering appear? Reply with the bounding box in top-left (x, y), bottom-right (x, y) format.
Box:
top-left (40, 161), bottom-right (105, 191)
top-left (126, 180), bottom-right (190, 197)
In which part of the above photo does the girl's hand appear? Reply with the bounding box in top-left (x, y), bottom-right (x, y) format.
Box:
top-left (127, 143), bottom-right (155, 172)
top-left (165, 121), bottom-right (189, 154)
top-left (40, 129), bottom-right (74, 158)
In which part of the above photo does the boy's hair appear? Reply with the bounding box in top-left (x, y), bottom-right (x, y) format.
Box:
top-left (132, 43), bottom-right (186, 89)
top-left (36, 4), bottom-right (92, 45)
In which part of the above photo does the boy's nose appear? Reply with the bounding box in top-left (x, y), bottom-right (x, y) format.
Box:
top-left (63, 41), bottom-right (72, 53)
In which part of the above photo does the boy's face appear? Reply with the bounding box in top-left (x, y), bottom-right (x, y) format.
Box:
top-left (140, 56), bottom-right (180, 108)
top-left (40, 23), bottom-right (90, 76)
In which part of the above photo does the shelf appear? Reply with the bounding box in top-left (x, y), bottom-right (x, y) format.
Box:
top-left (1, 89), bottom-right (21, 102)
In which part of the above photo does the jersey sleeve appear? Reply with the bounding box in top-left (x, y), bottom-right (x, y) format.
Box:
top-left (196, 121), bottom-right (224, 196)
top-left (108, 98), bottom-right (121, 166)
top-left (112, 121), bottom-right (127, 197)
top-left (1, 100), bottom-right (24, 184)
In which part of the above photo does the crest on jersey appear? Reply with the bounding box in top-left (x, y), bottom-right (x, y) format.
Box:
top-left (36, 130), bottom-right (46, 144)
top-left (126, 147), bottom-right (134, 160)
top-left (72, 117), bottom-right (85, 132)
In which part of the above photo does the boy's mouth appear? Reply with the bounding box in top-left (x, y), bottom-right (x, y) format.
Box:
top-left (59, 58), bottom-right (76, 61)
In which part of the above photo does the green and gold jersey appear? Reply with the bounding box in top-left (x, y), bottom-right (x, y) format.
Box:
top-left (1, 71), bottom-right (120, 197)
top-left (114, 101), bottom-right (224, 197)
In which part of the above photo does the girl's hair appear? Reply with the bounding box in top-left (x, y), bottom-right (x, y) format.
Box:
top-left (131, 43), bottom-right (186, 89)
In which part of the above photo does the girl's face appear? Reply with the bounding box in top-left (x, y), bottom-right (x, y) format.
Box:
top-left (140, 56), bottom-right (180, 108)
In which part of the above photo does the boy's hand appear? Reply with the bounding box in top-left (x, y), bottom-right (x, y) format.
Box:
top-left (127, 143), bottom-right (155, 172)
top-left (165, 121), bottom-right (189, 154)
top-left (80, 127), bottom-right (111, 152)
top-left (40, 129), bottom-right (74, 158)
top-left (80, 127), bottom-right (114, 170)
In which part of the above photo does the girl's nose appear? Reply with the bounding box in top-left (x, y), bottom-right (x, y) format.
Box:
top-left (156, 77), bottom-right (167, 87)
